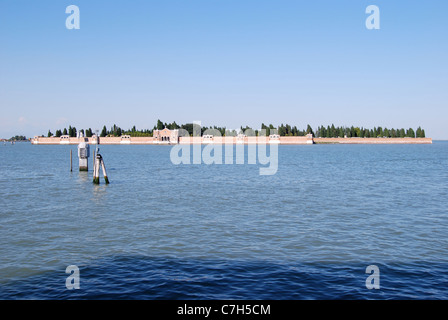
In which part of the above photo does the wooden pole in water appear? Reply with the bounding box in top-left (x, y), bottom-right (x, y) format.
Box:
top-left (70, 149), bottom-right (73, 172)
top-left (93, 149), bottom-right (96, 174)
top-left (100, 158), bottom-right (109, 184)
top-left (93, 154), bottom-right (100, 184)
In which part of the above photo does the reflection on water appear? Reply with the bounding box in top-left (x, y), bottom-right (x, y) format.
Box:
top-left (77, 171), bottom-right (90, 184)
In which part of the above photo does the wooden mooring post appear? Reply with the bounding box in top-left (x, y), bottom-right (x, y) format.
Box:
top-left (93, 149), bottom-right (96, 173)
top-left (70, 149), bottom-right (73, 172)
top-left (101, 156), bottom-right (109, 184)
top-left (93, 154), bottom-right (100, 184)
top-left (93, 152), bottom-right (109, 185)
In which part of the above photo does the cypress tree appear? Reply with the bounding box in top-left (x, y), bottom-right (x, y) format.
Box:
top-left (292, 126), bottom-right (298, 136)
top-left (377, 127), bottom-right (383, 137)
top-left (306, 124), bottom-right (314, 136)
top-left (350, 126), bottom-right (355, 138)
top-left (100, 125), bottom-right (107, 137)
top-left (321, 126), bottom-right (326, 138)
top-left (416, 127), bottom-right (423, 138)
top-left (399, 128), bottom-right (406, 138)
top-left (330, 124), bottom-right (335, 137)
top-left (390, 128), bottom-right (396, 138)
top-left (278, 124), bottom-right (286, 136)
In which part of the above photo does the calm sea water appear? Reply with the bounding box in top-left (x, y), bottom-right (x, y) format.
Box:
top-left (0, 141), bottom-right (447, 299)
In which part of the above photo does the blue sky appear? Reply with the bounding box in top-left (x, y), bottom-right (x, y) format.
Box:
top-left (0, 0), bottom-right (447, 139)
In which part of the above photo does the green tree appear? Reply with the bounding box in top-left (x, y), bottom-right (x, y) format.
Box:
top-left (47, 130), bottom-right (53, 137)
top-left (377, 127), bottom-right (383, 137)
top-left (180, 123), bottom-right (194, 136)
top-left (63, 128), bottom-right (68, 136)
top-left (278, 124), bottom-right (286, 136)
top-left (365, 129), bottom-right (371, 138)
top-left (416, 126), bottom-right (425, 138)
top-left (359, 127), bottom-right (365, 138)
top-left (100, 125), bottom-right (108, 137)
top-left (406, 128), bottom-right (415, 138)
top-left (399, 128), bottom-right (406, 138)
top-left (329, 124), bottom-right (336, 137)
top-left (390, 128), bottom-right (396, 138)
top-left (350, 126), bottom-right (355, 138)
top-left (261, 123), bottom-right (270, 136)
top-left (167, 121), bottom-right (180, 130)
top-left (292, 126), bottom-right (298, 136)
top-left (306, 124), bottom-right (314, 136)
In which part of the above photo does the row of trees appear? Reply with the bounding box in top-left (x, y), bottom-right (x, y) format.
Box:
top-left (274, 124), bottom-right (314, 137)
top-left (46, 121), bottom-right (426, 138)
top-left (48, 125), bottom-right (149, 138)
top-left (49, 125), bottom-right (80, 138)
top-left (315, 125), bottom-right (425, 138)
top-left (8, 135), bottom-right (27, 141)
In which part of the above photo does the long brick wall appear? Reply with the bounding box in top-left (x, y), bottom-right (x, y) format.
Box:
top-left (313, 137), bottom-right (432, 144)
top-left (279, 136), bottom-right (312, 144)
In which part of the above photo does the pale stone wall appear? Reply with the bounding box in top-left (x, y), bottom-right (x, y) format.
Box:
top-left (279, 136), bottom-right (310, 144)
top-left (95, 137), bottom-right (121, 144)
top-left (179, 137), bottom-right (203, 144)
top-left (314, 137), bottom-right (432, 144)
top-left (127, 137), bottom-right (154, 144)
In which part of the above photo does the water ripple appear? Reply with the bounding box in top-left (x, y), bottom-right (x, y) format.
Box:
top-left (1, 142), bottom-right (448, 299)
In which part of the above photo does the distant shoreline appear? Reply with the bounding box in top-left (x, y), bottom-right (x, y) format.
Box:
top-left (30, 135), bottom-right (433, 145)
